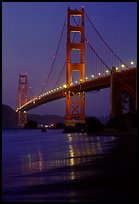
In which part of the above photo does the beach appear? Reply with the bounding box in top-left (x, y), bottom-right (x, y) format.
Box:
top-left (2, 128), bottom-right (137, 202)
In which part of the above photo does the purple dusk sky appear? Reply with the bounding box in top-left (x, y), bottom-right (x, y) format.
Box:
top-left (2, 2), bottom-right (137, 117)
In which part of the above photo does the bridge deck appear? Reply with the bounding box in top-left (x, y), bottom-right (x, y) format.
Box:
top-left (16, 68), bottom-right (136, 112)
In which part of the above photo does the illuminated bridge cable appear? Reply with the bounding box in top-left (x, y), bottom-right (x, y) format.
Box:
top-left (53, 61), bottom-right (66, 89)
top-left (28, 79), bottom-right (35, 99)
top-left (72, 15), bottom-right (111, 71)
top-left (53, 18), bottom-right (81, 89)
top-left (84, 10), bottom-right (129, 69)
top-left (39, 17), bottom-right (67, 95)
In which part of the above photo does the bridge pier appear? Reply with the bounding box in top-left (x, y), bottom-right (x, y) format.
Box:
top-left (110, 66), bottom-right (116, 118)
top-left (18, 111), bottom-right (27, 127)
top-left (110, 66), bottom-right (136, 118)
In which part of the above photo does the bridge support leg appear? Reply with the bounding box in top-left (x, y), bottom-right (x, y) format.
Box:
top-left (18, 111), bottom-right (27, 127)
top-left (110, 67), bottom-right (116, 118)
top-left (66, 92), bottom-right (85, 126)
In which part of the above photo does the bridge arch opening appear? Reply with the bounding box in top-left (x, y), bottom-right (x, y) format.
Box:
top-left (71, 71), bottom-right (80, 83)
top-left (70, 16), bottom-right (82, 26)
top-left (70, 31), bottom-right (81, 43)
top-left (119, 90), bottom-right (135, 114)
top-left (71, 49), bottom-right (80, 64)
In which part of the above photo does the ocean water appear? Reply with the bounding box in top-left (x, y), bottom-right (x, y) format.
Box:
top-left (2, 128), bottom-right (121, 202)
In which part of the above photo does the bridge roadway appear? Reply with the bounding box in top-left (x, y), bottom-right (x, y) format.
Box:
top-left (16, 68), bottom-right (136, 112)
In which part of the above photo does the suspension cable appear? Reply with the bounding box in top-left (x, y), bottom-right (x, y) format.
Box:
top-left (72, 15), bottom-right (111, 71)
top-left (53, 17), bottom-right (81, 89)
top-left (39, 16), bottom-right (67, 95)
top-left (84, 10), bottom-right (129, 69)
top-left (28, 79), bottom-right (35, 98)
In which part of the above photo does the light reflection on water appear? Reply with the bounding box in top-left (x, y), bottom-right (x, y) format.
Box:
top-left (19, 132), bottom-right (117, 184)
top-left (2, 129), bottom-right (118, 201)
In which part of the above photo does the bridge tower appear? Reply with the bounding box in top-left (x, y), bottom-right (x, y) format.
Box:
top-left (17, 74), bottom-right (28, 127)
top-left (66, 7), bottom-right (85, 126)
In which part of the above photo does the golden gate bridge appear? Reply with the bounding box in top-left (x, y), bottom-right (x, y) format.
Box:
top-left (16, 7), bottom-right (137, 127)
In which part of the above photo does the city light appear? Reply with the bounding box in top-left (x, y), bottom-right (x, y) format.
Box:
top-left (121, 64), bottom-right (125, 68)
top-left (91, 74), bottom-right (94, 78)
top-left (98, 72), bottom-right (101, 76)
top-left (130, 61), bottom-right (134, 65)
top-left (85, 77), bottom-right (88, 80)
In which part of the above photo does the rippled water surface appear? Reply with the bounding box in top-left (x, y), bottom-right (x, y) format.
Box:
top-left (2, 129), bottom-right (119, 202)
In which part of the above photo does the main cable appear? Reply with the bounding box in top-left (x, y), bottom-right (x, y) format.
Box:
top-left (39, 16), bottom-right (67, 95)
top-left (84, 10), bottom-right (129, 69)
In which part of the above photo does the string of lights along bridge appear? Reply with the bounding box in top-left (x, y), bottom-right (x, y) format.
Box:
top-left (16, 6), bottom-right (137, 127)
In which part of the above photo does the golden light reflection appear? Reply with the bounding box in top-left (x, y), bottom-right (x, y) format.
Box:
top-left (22, 151), bottom-right (45, 174)
top-left (70, 171), bottom-right (75, 180)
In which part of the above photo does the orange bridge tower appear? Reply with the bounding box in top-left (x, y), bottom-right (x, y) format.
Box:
top-left (66, 7), bottom-right (85, 126)
top-left (18, 74), bottom-right (28, 127)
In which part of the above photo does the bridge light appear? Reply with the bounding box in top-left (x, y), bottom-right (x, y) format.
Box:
top-left (106, 70), bottom-right (109, 73)
top-left (130, 61), bottom-right (134, 65)
top-left (116, 67), bottom-right (119, 71)
top-left (33, 100), bottom-right (35, 104)
top-left (63, 84), bottom-right (67, 88)
top-left (75, 80), bottom-right (78, 83)
top-left (91, 74), bottom-right (94, 78)
top-left (85, 77), bottom-right (88, 80)
top-left (121, 64), bottom-right (125, 68)
top-left (23, 111), bottom-right (26, 113)
top-left (80, 79), bottom-right (83, 82)
top-left (98, 72), bottom-right (101, 76)
top-left (70, 82), bottom-right (73, 86)
top-left (57, 88), bottom-right (59, 90)
top-left (60, 86), bottom-right (62, 89)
